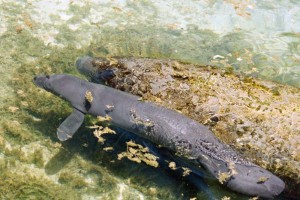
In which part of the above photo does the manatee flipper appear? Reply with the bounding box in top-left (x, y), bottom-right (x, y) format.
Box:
top-left (57, 109), bottom-right (85, 141)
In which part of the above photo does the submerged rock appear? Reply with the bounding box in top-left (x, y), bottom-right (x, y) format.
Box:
top-left (77, 56), bottom-right (300, 196)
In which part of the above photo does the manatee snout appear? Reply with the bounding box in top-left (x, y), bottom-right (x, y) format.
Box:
top-left (33, 75), bottom-right (49, 88)
top-left (76, 56), bottom-right (93, 73)
top-left (76, 56), bottom-right (108, 84)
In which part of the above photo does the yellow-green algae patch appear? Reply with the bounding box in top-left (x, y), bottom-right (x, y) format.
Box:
top-left (0, 136), bottom-right (81, 199)
top-left (118, 140), bottom-right (159, 168)
top-left (89, 56), bottom-right (300, 194)
top-left (0, 170), bottom-right (80, 200)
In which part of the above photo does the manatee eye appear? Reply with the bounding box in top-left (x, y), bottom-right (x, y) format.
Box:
top-left (46, 75), bottom-right (50, 79)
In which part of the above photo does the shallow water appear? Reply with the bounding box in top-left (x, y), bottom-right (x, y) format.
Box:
top-left (0, 0), bottom-right (299, 199)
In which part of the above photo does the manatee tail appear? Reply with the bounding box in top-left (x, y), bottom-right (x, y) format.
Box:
top-left (197, 154), bottom-right (285, 199)
top-left (57, 109), bottom-right (85, 141)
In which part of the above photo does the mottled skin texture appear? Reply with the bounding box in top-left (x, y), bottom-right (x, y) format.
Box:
top-left (33, 74), bottom-right (284, 198)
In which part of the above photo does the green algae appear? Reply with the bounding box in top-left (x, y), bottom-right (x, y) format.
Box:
top-left (0, 171), bottom-right (80, 200)
top-left (58, 171), bottom-right (88, 189)
top-left (3, 120), bottom-right (34, 142)
top-left (0, 10), bottom-right (99, 197)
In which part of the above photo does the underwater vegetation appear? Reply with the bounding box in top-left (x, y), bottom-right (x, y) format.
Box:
top-left (1, 0), bottom-right (299, 199)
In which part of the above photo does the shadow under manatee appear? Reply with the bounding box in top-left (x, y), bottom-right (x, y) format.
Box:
top-left (43, 123), bottom-right (99, 175)
top-left (41, 115), bottom-right (218, 199)
top-left (87, 125), bottom-right (217, 199)
top-left (33, 108), bottom-right (291, 200)
top-left (45, 148), bottom-right (74, 175)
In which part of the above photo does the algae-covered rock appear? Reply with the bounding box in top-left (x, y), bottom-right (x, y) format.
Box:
top-left (78, 56), bottom-right (300, 193)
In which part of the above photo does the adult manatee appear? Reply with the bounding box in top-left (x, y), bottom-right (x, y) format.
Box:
top-left (75, 56), bottom-right (300, 198)
top-left (33, 74), bottom-right (285, 198)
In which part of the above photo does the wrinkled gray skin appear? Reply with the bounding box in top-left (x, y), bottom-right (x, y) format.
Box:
top-left (33, 74), bottom-right (285, 199)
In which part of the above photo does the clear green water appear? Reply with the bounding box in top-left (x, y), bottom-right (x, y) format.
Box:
top-left (0, 0), bottom-right (299, 199)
